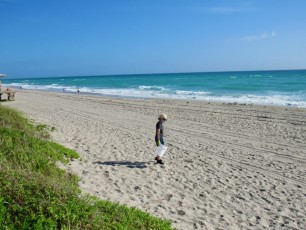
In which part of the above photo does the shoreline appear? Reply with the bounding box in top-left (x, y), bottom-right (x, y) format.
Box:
top-left (5, 86), bottom-right (306, 109)
top-left (3, 89), bottom-right (306, 229)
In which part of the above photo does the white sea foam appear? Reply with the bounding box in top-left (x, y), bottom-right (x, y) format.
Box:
top-left (4, 83), bottom-right (306, 108)
top-left (199, 94), bottom-right (306, 107)
top-left (138, 85), bottom-right (166, 91)
top-left (175, 90), bottom-right (209, 96)
top-left (72, 78), bottom-right (86, 81)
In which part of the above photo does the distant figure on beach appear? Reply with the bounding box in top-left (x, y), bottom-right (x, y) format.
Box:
top-left (63, 88), bottom-right (65, 93)
top-left (77, 88), bottom-right (80, 95)
top-left (155, 114), bottom-right (167, 164)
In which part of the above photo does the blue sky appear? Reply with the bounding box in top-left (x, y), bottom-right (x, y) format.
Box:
top-left (0, 0), bottom-right (306, 78)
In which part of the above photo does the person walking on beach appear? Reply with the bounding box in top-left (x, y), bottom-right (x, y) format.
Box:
top-left (155, 114), bottom-right (167, 164)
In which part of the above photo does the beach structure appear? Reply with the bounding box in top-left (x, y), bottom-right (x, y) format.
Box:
top-left (0, 74), bottom-right (6, 90)
top-left (0, 74), bottom-right (16, 101)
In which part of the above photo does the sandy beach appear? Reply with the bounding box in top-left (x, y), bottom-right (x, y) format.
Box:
top-left (4, 90), bottom-right (306, 230)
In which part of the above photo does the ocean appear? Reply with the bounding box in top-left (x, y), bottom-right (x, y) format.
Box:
top-left (2, 70), bottom-right (306, 108)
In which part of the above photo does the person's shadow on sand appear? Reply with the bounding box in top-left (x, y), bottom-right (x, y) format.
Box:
top-left (93, 161), bottom-right (148, 169)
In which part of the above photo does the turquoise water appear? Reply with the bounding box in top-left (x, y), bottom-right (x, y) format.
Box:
top-left (3, 70), bottom-right (306, 107)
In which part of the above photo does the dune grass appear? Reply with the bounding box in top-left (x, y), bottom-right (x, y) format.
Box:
top-left (0, 104), bottom-right (174, 229)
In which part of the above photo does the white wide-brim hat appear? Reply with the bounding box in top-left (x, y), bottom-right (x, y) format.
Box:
top-left (159, 114), bottom-right (167, 120)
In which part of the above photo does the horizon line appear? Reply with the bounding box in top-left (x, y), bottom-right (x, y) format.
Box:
top-left (5, 68), bottom-right (306, 79)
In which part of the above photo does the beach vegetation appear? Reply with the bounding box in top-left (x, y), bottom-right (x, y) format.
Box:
top-left (0, 105), bottom-right (174, 229)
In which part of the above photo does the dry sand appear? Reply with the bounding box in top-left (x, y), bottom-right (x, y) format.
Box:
top-left (4, 90), bottom-right (306, 230)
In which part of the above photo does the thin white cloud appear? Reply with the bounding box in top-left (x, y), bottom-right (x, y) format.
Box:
top-left (241, 31), bottom-right (276, 42)
top-left (207, 7), bottom-right (243, 14)
top-left (188, 5), bottom-right (258, 15)
top-left (205, 6), bottom-right (256, 14)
